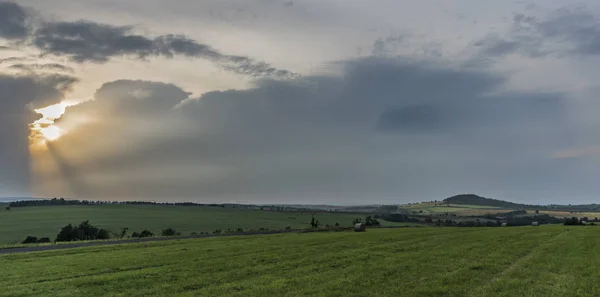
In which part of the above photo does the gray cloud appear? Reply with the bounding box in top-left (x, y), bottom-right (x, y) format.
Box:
top-left (0, 1), bottom-right (295, 78)
top-left (32, 22), bottom-right (295, 77)
top-left (0, 56), bottom-right (29, 64)
top-left (39, 57), bottom-right (581, 203)
top-left (0, 2), bottom-right (294, 78)
top-left (8, 63), bottom-right (74, 73)
top-left (0, 1), bottom-right (29, 39)
top-left (475, 8), bottom-right (600, 58)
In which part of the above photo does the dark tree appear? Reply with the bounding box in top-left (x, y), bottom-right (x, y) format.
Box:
top-left (22, 236), bottom-right (38, 244)
top-left (120, 227), bottom-right (128, 239)
top-left (310, 216), bottom-right (320, 228)
top-left (55, 224), bottom-right (75, 242)
top-left (161, 228), bottom-right (180, 236)
top-left (37, 237), bottom-right (51, 243)
top-left (55, 221), bottom-right (111, 242)
top-left (140, 230), bottom-right (154, 237)
top-left (5, 206), bottom-right (10, 211)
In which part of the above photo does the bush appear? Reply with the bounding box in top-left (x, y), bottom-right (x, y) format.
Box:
top-left (37, 237), bottom-right (51, 243)
top-left (131, 230), bottom-right (154, 238)
top-left (161, 228), bottom-right (180, 236)
top-left (21, 236), bottom-right (38, 244)
top-left (55, 221), bottom-right (111, 242)
top-left (140, 230), bottom-right (154, 237)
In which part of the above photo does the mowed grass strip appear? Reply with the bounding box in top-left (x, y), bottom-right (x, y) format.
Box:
top-left (0, 204), bottom-right (375, 244)
top-left (3, 226), bottom-right (597, 296)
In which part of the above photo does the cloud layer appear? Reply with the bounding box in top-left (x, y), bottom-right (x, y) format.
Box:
top-left (1, 2), bottom-right (294, 78)
top-left (31, 57), bottom-right (582, 203)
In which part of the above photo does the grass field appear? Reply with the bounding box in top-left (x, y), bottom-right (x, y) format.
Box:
top-left (1, 225), bottom-right (599, 296)
top-left (400, 202), bottom-right (512, 216)
top-left (0, 205), bottom-right (385, 244)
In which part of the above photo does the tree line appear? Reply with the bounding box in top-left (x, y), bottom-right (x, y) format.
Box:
top-left (9, 198), bottom-right (240, 208)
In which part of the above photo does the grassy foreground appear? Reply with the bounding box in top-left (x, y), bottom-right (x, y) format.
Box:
top-left (0, 204), bottom-right (398, 244)
top-left (2, 225), bottom-right (599, 296)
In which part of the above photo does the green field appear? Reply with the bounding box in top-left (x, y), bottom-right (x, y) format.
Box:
top-left (1, 225), bottom-right (599, 296)
top-left (400, 202), bottom-right (518, 216)
top-left (0, 205), bottom-right (385, 244)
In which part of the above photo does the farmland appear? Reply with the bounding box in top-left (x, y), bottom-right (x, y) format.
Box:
top-left (0, 204), bottom-right (391, 244)
top-left (2, 225), bottom-right (599, 296)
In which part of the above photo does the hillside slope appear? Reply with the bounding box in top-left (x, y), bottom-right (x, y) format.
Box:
top-left (443, 194), bottom-right (528, 209)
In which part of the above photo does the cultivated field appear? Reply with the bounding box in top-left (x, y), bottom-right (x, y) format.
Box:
top-left (0, 204), bottom-right (386, 244)
top-left (400, 202), bottom-right (512, 216)
top-left (1, 225), bottom-right (599, 296)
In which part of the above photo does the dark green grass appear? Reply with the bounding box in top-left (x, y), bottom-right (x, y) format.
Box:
top-left (1, 225), bottom-right (598, 296)
top-left (0, 204), bottom-right (386, 244)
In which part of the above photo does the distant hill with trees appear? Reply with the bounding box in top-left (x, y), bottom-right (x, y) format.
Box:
top-left (443, 194), bottom-right (536, 209)
top-left (442, 194), bottom-right (600, 212)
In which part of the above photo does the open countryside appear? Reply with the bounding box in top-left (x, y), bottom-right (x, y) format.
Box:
top-left (0, 204), bottom-right (388, 245)
top-left (2, 226), bottom-right (600, 297)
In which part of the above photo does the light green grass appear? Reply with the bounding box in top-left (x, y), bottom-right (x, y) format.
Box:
top-left (0, 205), bottom-right (379, 244)
top-left (1, 226), bottom-right (598, 296)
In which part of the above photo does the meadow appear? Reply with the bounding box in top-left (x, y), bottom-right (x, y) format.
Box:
top-left (1, 225), bottom-right (598, 296)
top-left (0, 204), bottom-right (398, 244)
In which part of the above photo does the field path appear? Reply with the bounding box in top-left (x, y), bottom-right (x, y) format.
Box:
top-left (466, 229), bottom-right (569, 296)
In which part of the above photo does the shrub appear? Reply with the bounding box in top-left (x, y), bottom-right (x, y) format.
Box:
top-left (120, 227), bottom-right (129, 238)
top-left (140, 230), bottom-right (154, 237)
top-left (131, 230), bottom-right (154, 238)
top-left (161, 228), bottom-right (180, 236)
top-left (21, 236), bottom-right (38, 244)
top-left (37, 237), bottom-right (51, 243)
top-left (55, 221), bottom-right (111, 242)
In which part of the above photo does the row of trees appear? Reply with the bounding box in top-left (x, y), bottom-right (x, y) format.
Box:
top-left (21, 221), bottom-right (186, 244)
top-left (9, 198), bottom-right (240, 208)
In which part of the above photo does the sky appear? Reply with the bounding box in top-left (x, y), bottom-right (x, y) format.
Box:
top-left (2, 0), bottom-right (600, 204)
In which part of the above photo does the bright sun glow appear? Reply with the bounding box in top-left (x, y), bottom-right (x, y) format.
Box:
top-left (30, 101), bottom-right (76, 143)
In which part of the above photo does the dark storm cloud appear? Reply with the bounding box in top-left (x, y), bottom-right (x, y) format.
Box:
top-left (44, 57), bottom-right (576, 203)
top-left (0, 73), bottom-right (77, 197)
top-left (475, 8), bottom-right (600, 58)
top-left (32, 22), bottom-right (295, 77)
top-left (0, 1), bottom-right (29, 39)
top-left (0, 2), bottom-right (294, 78)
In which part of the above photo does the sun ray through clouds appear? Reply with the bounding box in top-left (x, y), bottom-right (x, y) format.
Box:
top-left (29, 100), bottom-right (77, 144)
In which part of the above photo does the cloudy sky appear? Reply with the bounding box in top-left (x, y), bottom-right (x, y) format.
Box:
top-left (2, 0), bottom-right (600, 204)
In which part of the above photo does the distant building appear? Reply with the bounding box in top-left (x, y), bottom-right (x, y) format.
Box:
top-left (532, 222), bottom-right (539, 226)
